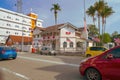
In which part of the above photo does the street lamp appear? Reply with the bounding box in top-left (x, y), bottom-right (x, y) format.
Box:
top-left (21, 27), bottom-right (24, 52)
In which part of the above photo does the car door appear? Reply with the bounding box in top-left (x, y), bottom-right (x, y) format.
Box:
top-left (89, 47), bottom-right (97, 56)
top-left (100, 47), bottom-right (120, 80)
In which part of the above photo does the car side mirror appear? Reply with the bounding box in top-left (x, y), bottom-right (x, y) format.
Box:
top-left (106, 54), bottom-right (113, 59)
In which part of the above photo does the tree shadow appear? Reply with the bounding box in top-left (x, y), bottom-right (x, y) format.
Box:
top-left (35, 55), bottom-right (85, 80)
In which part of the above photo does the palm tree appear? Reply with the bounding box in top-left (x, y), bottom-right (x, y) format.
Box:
top-left (86, 5), bottom-right (96, 25)
top-left (94, 1), bottom-right (107, 37)
top-left (101, 6), bottom-right (114, 34)
top-left (50, 3), bottom-right (61, 25)
top-left (101, 5), bottom-right (114, 44)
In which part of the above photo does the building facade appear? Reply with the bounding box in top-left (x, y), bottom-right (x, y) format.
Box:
top-left (0, 8), bottom-right (43, 43)
top-left (33, 22), bottom-right (86, 52)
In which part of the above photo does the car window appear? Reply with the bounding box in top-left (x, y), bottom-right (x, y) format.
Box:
top-left (90, 47), bottom-right (97, 51)
top-left (2, 47), bottom-right (15, 50)
top-left (90, 47), bottom-right (106, 51)
top-left (97, 47), bottom-right (106, 51)
top-left (107, 48), bottom-right (120, 58)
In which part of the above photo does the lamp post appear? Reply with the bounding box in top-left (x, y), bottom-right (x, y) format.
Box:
top-left (21, 27), bottom-right (24, 52)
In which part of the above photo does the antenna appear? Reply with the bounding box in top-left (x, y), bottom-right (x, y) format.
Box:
top-left (16, 0), bottom-right (22, 13)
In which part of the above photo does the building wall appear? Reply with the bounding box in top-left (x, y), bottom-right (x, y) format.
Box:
top-left (59, 26), bottom-right (76, 51)
top-left (0, 8), bottom-right (43, 43)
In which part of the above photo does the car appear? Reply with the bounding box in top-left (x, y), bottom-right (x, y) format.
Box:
top-left (0, 46), bottom-right (17, 60)
top-left (40, 46), bottom-right (56, 56)
top-left (85, 46), bottom-right (108, 57)
top-left (79, 46), bottom-right (120, 80)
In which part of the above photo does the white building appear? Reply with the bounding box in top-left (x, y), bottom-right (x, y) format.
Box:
top-left (0, 8), bottom-right (43, 44)
top-left (33, 22), bottom-right (86, 52)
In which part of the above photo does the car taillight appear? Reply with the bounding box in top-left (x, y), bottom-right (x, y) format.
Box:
top-left (2, 50), bottom-right (5, 54)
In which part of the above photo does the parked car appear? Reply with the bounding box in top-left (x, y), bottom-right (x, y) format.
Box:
top-left (85, 46), bottom-right (108, 57)
top-left (79, 46), bottom-right (120, 80)
top-left (40, 46), bottom-right (56, 56)
top-left (0, 46), bottom-right (17, 60)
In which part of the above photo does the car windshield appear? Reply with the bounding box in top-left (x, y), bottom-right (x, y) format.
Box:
top-left (2, 47), bottom-right (16, 50)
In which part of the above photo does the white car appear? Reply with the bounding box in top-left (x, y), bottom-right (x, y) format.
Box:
top-left (40, 46), bottom-right (56, 56)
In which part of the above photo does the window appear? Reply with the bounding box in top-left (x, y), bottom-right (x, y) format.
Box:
top-left (7, 16), bottom-right (11, 19)
top-left (22, 20), bottom-right (26, 23)
top-left (107, 48), bottom-right (120, 58)
top-left (63, 42), bottom-right (67, 48)
top-left (90, 47), bottom-right (106, 51)
top-left (77, 42), bottom-right (82, 48)
top-left (15, 32), bottom-right (18, 35)
top-left (37, 35), bottom-right (39, 38)
top-left (6, 31), bottom-right (9, 33)
top-left (7, 24), bottom-right (11, 26)
top-left (16, 18), bottom-right (19, 21)
top-left (15, 25), bottom-right (19, 28)
top-left (70, 42), bottom-right (73, 48)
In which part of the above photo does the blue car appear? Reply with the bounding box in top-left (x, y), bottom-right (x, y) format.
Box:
top-left (0, 46), bottom-right (17, 60)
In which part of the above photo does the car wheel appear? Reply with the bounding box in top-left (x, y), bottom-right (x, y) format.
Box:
top-left (85, 68), bottom-right (101, 80)
top-left (86, 54), bottom-right (91, 57)
top-left (49, 52), bottom-right (51, 55)
top-left (40, 52), bottom-right (43, 55)
top-left (54, 53), bottom-right (56, 56)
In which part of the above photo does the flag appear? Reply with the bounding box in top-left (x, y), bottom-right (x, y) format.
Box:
top-left (83, 18), bottom-right (88, 39)
top-left (92, 37), bottom-right (100, 42)
top-left (66, 37), bottom-right (71, 42)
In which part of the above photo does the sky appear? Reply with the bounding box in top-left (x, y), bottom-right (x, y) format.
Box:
top-left (0, 0), bottom-right (120, 34)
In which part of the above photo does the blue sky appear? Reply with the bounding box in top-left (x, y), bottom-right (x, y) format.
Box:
top-left (0, 0), bottom-right (120, 34)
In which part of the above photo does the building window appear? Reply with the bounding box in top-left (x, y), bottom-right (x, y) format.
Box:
top-left (77, 42), bottom-right (82, 48)
top-left (37, 43), bottom-right (39, 45)
top-left (16, 18), bottom-right (19, 21)
top-left (63, 42), bottom-right (67, 48)
top-left (7, 24), bottom-right (11, 26)
top-left (6, 31), bottom-right (9, 33)
top-left (15, 25), bottom-right (19, 28)
top-left (37, 35), bottom-right (39, 38)
top-left (22, 20), bottom-right (27, 23)
top-left (15, 32), bottom-right (18, 35)
top-left (7, 16), bottom-right (11, 19)
top-left (70, 42), bottom-right (73, 48)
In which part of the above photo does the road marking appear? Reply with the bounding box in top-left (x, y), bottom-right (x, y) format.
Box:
top-left (18, 56), bottom-right (79, 67)
top-left (0, 67), bottom-right (30, 80)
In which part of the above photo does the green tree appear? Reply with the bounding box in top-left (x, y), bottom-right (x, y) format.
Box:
top-left (86, 6), bottom-right (96, 25)
top-left (101, 5), bottom-right (114, 44)
top-left (50, 3), bottom-right (61, 25)
top-left (86, 1), bottom-right (114, 45)
top-left (88, 24), bottom-right (99, 37)
top-left (102, 33), bottom-right (111, 43)
top-left (94, 0), bottom-right (106, 36)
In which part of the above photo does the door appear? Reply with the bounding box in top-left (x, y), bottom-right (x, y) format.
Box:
top-left (100, 47), bottom-right (120, 80)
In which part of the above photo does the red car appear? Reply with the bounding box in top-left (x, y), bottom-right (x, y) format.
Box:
top-left (79, 46), bottom-right (120, 80)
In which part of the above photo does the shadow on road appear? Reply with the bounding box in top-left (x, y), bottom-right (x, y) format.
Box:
top-left (36, 65), bottom-right (83, 80)
top-left (35, 55), bottom-right (85, 80)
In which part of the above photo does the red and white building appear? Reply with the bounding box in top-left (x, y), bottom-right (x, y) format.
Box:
top-left (33, 22), bottom-right (87, 52)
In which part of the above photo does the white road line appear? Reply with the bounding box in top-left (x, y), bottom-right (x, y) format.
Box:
top-left (0, 67), bottom-right (30, 80)
top-left (18, 56), bottom-right (79, 67)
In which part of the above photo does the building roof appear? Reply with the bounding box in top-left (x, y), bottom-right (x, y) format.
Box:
top-left (6, 35), bottom-right (33, 46)
top-left (45, 23), bottom-right (65, 32)
top-left (44, 22), bottom-right (78, 32)
top-left (34, 27), bottom-right (45, 31)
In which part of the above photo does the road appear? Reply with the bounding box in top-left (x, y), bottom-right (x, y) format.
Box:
top-left (0, 53), bottom-right (85, 80)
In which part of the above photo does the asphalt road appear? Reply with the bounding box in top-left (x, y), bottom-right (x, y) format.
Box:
top-left (0, 53), bottom-right (85, 80)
